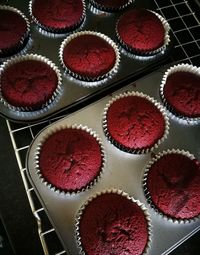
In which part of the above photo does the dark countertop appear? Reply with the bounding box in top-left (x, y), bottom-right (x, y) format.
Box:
top-left (0, 117), bottom-right (43, 255)
top-left (0, 115), bottom-right (200, 255)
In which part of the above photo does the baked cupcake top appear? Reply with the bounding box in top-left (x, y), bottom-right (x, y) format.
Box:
top-left (161, 68), bottom-right (200, 118)
top-left (0, 55), bottom-right (60, 111)
top-left (103, 92), bottom-right (168, 153)
top-left (144, 150), bottom-right (200, 220)
top-left (60, 31), bottom-right (119, 81)
top-left (90, 0), bottom-right (132, 12)
top-left (38, 127), bottom-right (104, 193)
top-left (30, 0), bottom-right (85, 32)
top-left (0, 6), bottom-right (28, 56)
top-left (76, 191), bottom-right (150, 255)
top-left (116, 9), bottom-right (166, 55)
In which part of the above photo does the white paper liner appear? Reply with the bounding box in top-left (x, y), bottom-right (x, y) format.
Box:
top-left (116, 9), bottom-right (170, 56)
top-left (0, 37), bottom-right (33, 64)
top-left (75, 188), bottom-right (152, 255)
top-left (34, 124), bottom-right (106, 195)
top-left (160, 63), bottom-right (200, 124)
top-left (59, 30), bottom-right (120, 82)
top-left (143, 149), bottom-right (200, 223)
top-left (89, 0), bottom-right (134, 12)
top-left (0, 5), bottom-right (30, 58)
top-left (29, 0), bottom-right (86, 33)
top-left (103, 91), bottom-right (169, 154)
top-left (0, 54), bottom-right (62, 112)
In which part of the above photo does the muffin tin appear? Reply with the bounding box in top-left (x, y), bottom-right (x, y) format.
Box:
top-left (27, 65), bottom-right (200, 255)
top-left (0, 0), bottom-right (172, 123)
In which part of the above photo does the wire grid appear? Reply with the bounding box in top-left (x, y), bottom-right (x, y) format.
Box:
top-left (154, 0), bottom-right (200, 66)
top-left (6, 115), bottom-right (68, 255)
top-left (6, 1), bottom-right (200, 254)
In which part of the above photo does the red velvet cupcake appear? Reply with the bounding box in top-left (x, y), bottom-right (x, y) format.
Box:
top-left (36, 125), bottom-right (105, 194)
top-left (160, 64), bottom-right (200, 123)
top-left (0, 5), bottom-right (30, 58)
top-left (0, 54), bottom-right (62, 111)
top-left (30, 0), bottom-right (85, 33)
top-left (103, 92), bottom-right (169, 154)
top-left (60, 31), bottom-right (120, 81)
top-left (76, 189), bottom-right (151, 255)
top-left (116, 9), bottom-right (170, 55)
top-left (143, 150), bottom-right (200, 222)
top-left (89, 0), bottom-right (133, 12)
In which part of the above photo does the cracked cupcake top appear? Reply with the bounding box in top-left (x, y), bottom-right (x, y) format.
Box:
top-left (163, 71), bottom-right (200, 118)
top-left (38, 128), bottom-right (103, 192)
top-left (31, 0), bottom-right (84, 32)
top-left (104, 94), bottom-right (166, 152)
top-left (62, 33), bottom-right (117, 80)
top-left (78, 192), bottom-right (149, 255)
top-left (0, 8), bottom-right (28, 54)
top-left (116, 9), bottom-right (165, 54)
top-left (145, 152), bottom-right (200, 220)
top-left (0, 59), bottom-right (58, 110)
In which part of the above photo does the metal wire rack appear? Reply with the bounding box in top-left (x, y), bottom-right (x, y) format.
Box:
top-left (5, 0), bottom-right (200, 254)
top-left (154, 0), bottom-right (200, 66)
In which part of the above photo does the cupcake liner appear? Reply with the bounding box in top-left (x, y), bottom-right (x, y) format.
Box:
top-left (0, 54), bottom-right (62, 112)
top-left (102, 91), bottom-right (169, 154)
top-left (34, 124), bottom-right (106, 195)
top-left (143, 149), bottom-right (200, 223)
top-left (29, 0), bottom-right (86, 34)
top-left (59, 30), bottom-right (120, 82)
top-left (89, 0), bottom-right (134, 12)
top-left (75, 188), bottom-right (152, 255)
top-left (0, 5), bottom-right (30, 58)
top-left (63, 71), bottom-right (109, 88)
top-left (118, 44), bottom-right (161, 61)
top-left (0, 36), bottom-right (33, 65)
top-left (160, 63), bottom-right (200, 124)
top-left (30, 16), bottom-right (86, 39)
top-left (116, 10), bottom-right (170, 56)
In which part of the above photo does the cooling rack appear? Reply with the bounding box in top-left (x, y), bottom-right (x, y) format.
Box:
top-left (5, 0), bottom-right (200, 254)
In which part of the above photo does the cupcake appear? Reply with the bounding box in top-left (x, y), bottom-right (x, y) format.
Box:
top-left (0, 5), bottom-right (30, 58)
top-left (89, 0), bottom-right (134, 12)
top-left (0, 54), bottom-right (62, 111)
top-left (76, 189), bottom-right (151, 255)
top-left (30, 0), bottom-right (85, 33)
top-left (35, 125), bottom-right (105, 194)
top-left (103, 92), bottom-right (169, 154)
top-left (59, 31), bottom-right (120, 81)
top-left (116, 8), bottom-right (170, 55)
top-left (143, 150), bottom-right (200, 222)
top-left (160, 64), bottom-right (200, 123)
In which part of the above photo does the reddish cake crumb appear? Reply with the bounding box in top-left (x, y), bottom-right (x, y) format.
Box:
top-left (91, 0), bottom-right (130, 10)
top-left (117, 9), bottom-right (165, 53)
top-left (106, 95), bottom-right (166, 151)
top-left (32, 0), bottom-right (84, 31)
top-left (1, 60), bottom-right (58, 110)
top-left (39, 128), bottom-right (103, 192)
top-left (62, 34), bottom-right (116, 79)
top-left (163, 71), bottom-right (200, 118)
top-left (79, 193), bottom-right (149, 255)
top-left (146, 153), bottom-right (200, 219)
top-left (0, 9), bottom-right (27, 54)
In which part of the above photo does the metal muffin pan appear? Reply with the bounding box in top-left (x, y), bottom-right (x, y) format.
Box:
top-left (0, 0), bottom-right (173, 123)
top-left (27, 66), bottom-right (200, 255)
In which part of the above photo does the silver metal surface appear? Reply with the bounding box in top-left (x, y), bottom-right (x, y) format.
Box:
top-left (0, 0), bottom-right (172, 123)
top-left (5, 0), bottom-right (200, 254)
top-left (27, 66), bottom-right (200, 255)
